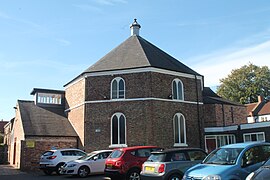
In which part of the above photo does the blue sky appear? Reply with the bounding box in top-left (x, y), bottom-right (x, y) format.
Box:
top-left (1, 0), bottom-right (270, 121)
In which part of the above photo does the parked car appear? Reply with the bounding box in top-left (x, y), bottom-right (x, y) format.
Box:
top-left (60, 150), bottom-right (112, 177)
top-left (183, 142), bottom-right (270, 180)
top-left (39, 148), bottom-right (87, 175)
top-left (246, 158), bottom-right (270, 180)
top-left (104, 146), bottom-right (162, 180)
top-left (140, 148), bottom-right (207, 180)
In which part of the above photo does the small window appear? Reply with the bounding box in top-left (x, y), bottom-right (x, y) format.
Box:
top-left (111, 77), bottom-right (125, 99)
top-left (172, 79), bottom-right (184, 100)
top-left (109, 150), bottom-right (123, 158)
top-left (243, 132), bottom-right (265, 142)
top-left (135, 149), bottom-right (152, 157)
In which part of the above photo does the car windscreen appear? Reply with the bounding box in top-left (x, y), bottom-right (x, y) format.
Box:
top-left (203, 148), bottom-right (243, 165)
top-left (109, 150), bottom-right (123, 158)
top-left (146, 153), bottom-right (166, 162)
top-left (78, 152), bottom-right (97, 160)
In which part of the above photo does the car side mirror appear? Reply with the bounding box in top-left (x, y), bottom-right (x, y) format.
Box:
top-left (93, 156), bottom-right (98, 161)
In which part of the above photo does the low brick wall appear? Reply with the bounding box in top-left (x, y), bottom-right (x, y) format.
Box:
top-left (20, 137), bottom-right (78, 171)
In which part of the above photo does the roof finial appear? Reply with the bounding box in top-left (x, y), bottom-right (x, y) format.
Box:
top-left (130, 18), bottom-right (141, 36)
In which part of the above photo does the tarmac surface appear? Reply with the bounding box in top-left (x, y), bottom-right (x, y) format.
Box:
top-left (0, 164), bottom-right (107, 180)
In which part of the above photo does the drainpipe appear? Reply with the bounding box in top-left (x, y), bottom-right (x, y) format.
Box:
top-left (195, 75), bottom-right (202, 148)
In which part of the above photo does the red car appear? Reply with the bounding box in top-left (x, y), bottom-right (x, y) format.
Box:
top-left (105, 146), bottom-right (162, 180)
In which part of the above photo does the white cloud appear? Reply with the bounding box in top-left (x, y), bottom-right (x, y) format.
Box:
top-left (190, 40), bottom-right (270, 88)
top-left (56, 39), bottom-right (72, 46)
top-left (94, 0), bottom-right (127, 6)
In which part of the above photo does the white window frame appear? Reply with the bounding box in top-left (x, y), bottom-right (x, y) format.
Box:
top-left (205, 134), bottom-right (236, 152)
top-left (243, 132), bottom-right (265, 142)
top-left (109, 113), bottom-right (127, 148)
top-left (111, 77), bottom-right (125, 99)
top-left (172, 79), bottom-right (184, 100)
top-left (173, 113), bottom-right (187, 147)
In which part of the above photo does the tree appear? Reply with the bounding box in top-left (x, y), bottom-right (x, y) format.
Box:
top-left (216, 63), bottom-right (270, 104)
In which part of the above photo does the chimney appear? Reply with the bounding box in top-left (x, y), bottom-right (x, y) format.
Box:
top-left (258, 95), bottom-right (264, 102)
top-left (130, 19), bottom-right (141, 36)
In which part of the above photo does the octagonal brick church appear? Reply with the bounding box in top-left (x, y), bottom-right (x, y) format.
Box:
top-left (64, 19), bottom-right (205, 152)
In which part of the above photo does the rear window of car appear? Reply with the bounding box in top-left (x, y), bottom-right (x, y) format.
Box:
top-left (109, 150), bottom-right (124, 158)
top-left (42, 151), bottom-right (54, 156)
top-left (147, 153), bottom-right (166, 162)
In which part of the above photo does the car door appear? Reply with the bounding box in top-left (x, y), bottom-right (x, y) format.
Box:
top-left (89, 153), bottom-right (107, 173)
top-left (240, 146), bottom-right (265, 179)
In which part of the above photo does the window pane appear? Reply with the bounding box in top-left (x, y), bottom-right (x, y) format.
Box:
top-left (244, 135), bottom-right (251, 142)
top-left (119, 79), bottom-right (125, 98)
top-left (172, 81), bottom-right (177, 99)
top-left (119, 115), bottom-right (125, 144)
top-left (112, 116), bottom-right (118, 144)
top-left (251, 134), bottom-right (257, 141)
top-left (257, 133), bottom-right (264, 141)
top-left (180, 116), bottom-right (185, 143)
top-left (112, 80), bottom-right (117, 99)
top-left (178, 82), bottom-right (183, 100)
top-left (174, 116), bottom-right (179, 143)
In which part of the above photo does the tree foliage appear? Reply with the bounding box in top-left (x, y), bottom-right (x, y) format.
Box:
top-left (216, 63), bottom-right (270, 104)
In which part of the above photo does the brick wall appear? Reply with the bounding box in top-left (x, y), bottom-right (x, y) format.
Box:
top-left (65, 78), bottom-right (85, 147)
top-left (204, 104), bottom-right (247, 127)
top-left (20, 137), bottom-right (78, 171)
top-left (85, 72), bottom-right (202, 102)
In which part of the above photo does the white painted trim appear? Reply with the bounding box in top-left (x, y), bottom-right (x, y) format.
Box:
top-left (65, 76), bottom-right (85, 89)
top-left (109, 144), bottom-right (128, 148)
top-left (65, 67), bottom-right (203, 89)
top-left (243, 132), bottom-right (265, 142)
top-left (173, 143), bottom-right (188, 147)
top-left (240, 121), bottom-right (270, 130)
top-left (204, 125), bottom-right (238, 133)
top-left (65, 97), bottom-right (203, 112)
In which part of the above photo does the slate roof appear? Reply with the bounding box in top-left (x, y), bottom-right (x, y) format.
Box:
top-left (17, 100), bottom-right (77, 137)
top-left (203, 87), bottom-right (243, 106)
top-left (65, 35), bottom-right (201, 86)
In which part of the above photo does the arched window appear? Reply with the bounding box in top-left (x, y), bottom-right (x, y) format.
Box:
top-left (111, 77), bottom-right (125, 99)
top-left (173, 113), bottom-right (187, 146)
top-left (172, 79), bottom-right (184, 100)
top-left (111, 113), bottom-right (126, 147)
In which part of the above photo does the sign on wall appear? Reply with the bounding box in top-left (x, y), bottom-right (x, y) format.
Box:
top-left (26, 140), bottom-right (35, 148)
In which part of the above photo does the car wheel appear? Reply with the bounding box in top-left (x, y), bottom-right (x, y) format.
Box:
top-left (43, 169), bottom-right (53, 175)
top-left (78, 166), bottom-right (90, 178)
top-left (169, 174), bottom-right (182, 180)
top-left (126, 169), bottom-right (141, 180)
top-left (56, 163), bottom-right (65, 175)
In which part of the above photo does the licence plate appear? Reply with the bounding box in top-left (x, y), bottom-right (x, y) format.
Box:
top-left (107, 164), bottom-right (113, 168)
top-left (145, 166), bottom-right (155, 172)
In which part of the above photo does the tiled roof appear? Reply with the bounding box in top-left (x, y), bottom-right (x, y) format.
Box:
top-left (257, 101), bottom-right (270, 115)
top-left (84, 35), bottom-right (201, 75)
top-left (245, 103), bottom-right (257, 116)
top-left (63, 35), bottom-right (202, 87)
top-left (17, 100), bottom-right (77, 137)
top-left (203, 87), bottom-right (243, 106)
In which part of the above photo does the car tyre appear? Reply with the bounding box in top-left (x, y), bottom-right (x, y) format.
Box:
top-left (168, 174), bottom-right (182, 180)
top-left (78, 166), bottom-right (90, 178)
top-left (126, 168), bottom-right (141, 180)
top-left (43, 169), bottom-right (53, 175)
top-left (56, 163), bottom-right (65, 175)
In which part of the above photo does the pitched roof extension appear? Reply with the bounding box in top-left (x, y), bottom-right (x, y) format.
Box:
top-left (17, 100), bottom-right (77, 137)
top-left (203, 87), bottom-right (243, 106)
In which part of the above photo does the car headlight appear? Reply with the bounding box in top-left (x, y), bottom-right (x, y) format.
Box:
top-left (202, 175), bottom-right (221, 180)
top-left (67, 164), bottom-right (77, 167)
top-left (246, 172), bottom-right (255, 180)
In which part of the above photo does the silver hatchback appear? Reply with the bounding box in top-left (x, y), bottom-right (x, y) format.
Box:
top-left (140, 148), bottom-right (207, 180)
